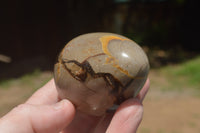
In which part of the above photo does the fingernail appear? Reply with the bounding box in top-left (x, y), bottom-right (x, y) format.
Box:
top-left (54, 100), bottom-right (66, 110)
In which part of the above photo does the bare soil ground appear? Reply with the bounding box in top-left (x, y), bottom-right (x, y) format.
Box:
top-left (0, 70), bottom-right (200, 133)
top-left (138, 89), bottom-right (200, 133)
top-left (138, 71), bottom-right (200, 133)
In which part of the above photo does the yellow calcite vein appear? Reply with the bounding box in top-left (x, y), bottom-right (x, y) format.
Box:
top-left (99, 35), bottom-right (134, 78)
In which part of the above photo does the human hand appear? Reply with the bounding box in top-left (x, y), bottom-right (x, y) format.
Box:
top-left (0, 78), bottom-right (150, 133)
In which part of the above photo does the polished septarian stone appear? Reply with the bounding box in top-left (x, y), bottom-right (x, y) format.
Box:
top-left (54, 32), bottom-right (149, 116)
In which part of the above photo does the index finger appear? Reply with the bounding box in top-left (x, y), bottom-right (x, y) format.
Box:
top-left (26, 79), bottom-right (60, 105)
top-left (136, 78), bottom-right (150, 102)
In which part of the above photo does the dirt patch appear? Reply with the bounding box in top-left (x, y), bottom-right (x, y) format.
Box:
top-left (0, 86), bottom-right (31, 116)
top-left (138, 87), bottom-right (200, 133)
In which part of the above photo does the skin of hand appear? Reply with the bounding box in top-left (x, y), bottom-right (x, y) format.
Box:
top-left (0, 78), bottom-right (150, 133)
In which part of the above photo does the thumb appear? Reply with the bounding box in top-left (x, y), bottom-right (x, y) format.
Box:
top-left (29, 99), bottom-right (75, 133)
top-left (0, 100), bottom-right (75, 133)
top-left (106, 98), bottom-right (143, 133)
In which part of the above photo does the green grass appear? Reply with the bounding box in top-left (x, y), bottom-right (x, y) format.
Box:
top-left (174, 57), bottom-right (200, 86)
top-left (161, 56), bottom-right (200, 90)
top-left (0, 69), bottom-right (52, 90)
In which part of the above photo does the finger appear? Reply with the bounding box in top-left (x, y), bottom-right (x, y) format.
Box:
top-left (29, 100), bottom-right (75, 133)
top-left (106, 98), bottom-right (143, 133)
top-left (0, 100), bottom-right (75, 133)
top-left (136, 78), bottom-right (150, 102)
top-left (26, 79), bottom-right (59, 105)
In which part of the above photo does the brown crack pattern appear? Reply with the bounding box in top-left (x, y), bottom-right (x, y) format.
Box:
top-left (61, 57), bottom-right (135, 104)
